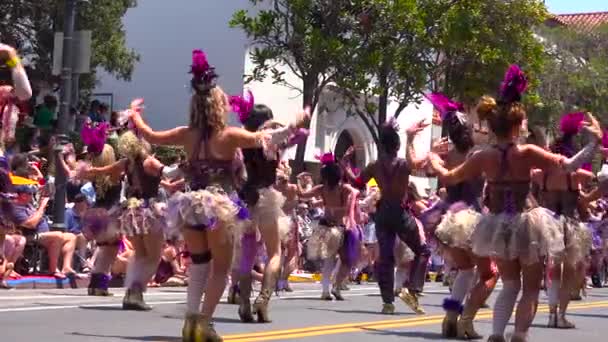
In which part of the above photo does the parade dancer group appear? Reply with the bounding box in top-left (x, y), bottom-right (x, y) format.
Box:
top-left (3, 42), bottom-right (608, 342)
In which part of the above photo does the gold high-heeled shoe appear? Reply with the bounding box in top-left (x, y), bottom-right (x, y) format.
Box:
top-left (398, 289), bottom-right (425, 315)
top-left (457, 317), bottom-right (482, 340)
top-left (253, 288), bottom-right (273, 323)
top-left (182, 314), bottom-right (223, 342)
top-left (486, 335), bottom-right (506, 342)
top-left (556, 314), bottom-right (576, 329)
top-left (441, 311), bottom-right (458, 338)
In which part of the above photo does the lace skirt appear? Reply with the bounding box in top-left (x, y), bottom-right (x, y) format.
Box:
top-left (82, 206), bottom-right (121, 243)
top-left (395, 240), bottom-right (415, 264)
top-left (249, 187), bottom-right (291, 243)
top-left (166, 186), bottom-right (250, 242)
top-left (118, 198), bottom-right (166, 237)
top-left (307, 221), bottom-right (344, 261)
top-left (435, 203), bottom-right (482, 250)
top-left (471, 207), bottom-right (564, 265)
top-left (555, 216), bottom-right (592, 265)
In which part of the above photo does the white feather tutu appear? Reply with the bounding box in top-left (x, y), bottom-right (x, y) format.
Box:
top-left (435, 207), bottom-right (482, 250)
top-left (306, 221), bottom-right (344, 261)
top-left (118, 198), bottom-right (166, 237)
top-left (556, 217), bottom-right (592, 265)
top-left (166, 186), bottom-right (250, 242)
top-left (250, 187), bottom-right (291, 243)
top-left (471, 207), bottom-right (564, 265)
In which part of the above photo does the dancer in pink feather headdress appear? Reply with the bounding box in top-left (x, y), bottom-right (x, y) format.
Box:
top-left (298, 152), bottom-right (361, 301)
top-left (128, 49), bottom-right (310, 342)
top-left (531, 111), bottom-right (595, 330)
top-left (421, 92), bottom-right (497, 339)
top-left (428, 64), bottom-right (603, 342)
top-left (73, 122), bottom-right (123, 297)
top-left (230, 91), bottom-right (310, 323)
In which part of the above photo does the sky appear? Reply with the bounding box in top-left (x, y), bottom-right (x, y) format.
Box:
top-left (545, 0), bottom-right (607, 14)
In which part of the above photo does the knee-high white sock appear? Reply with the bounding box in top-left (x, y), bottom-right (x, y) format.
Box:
top-left (124, 256), bottom-right (141, 290)
top-left (322, 258), bottom-right (336, 293)
top-left (451, 269), bottom-right (475, 303)
top-left (186, 263), bottom-right (210, 315)
top-left (548, 277), bottom-right (560, 307)
top-left (395, 268), bottom-right (407, 290)
top-left (492, 279), bottom-right (521, 336)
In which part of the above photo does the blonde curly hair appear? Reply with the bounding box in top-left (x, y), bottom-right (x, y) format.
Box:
top-left (91, 144), bottom-right (118, 198)
top-left (117, 131), bottom-right (150, 161)
top-left (190, 86), bottom-right (228, 136)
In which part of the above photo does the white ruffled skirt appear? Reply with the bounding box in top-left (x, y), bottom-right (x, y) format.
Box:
top-left (248, 187), bottom-right (291, 243)
top-left (166, 186), bottom-right (250, 243)
top-left (435, 206), bottom-right (482, 250)
top-left (471, 207), bottom-right (565, 265)
top-left (118, 198), bottom-right (166, 237)
top-left (307, 221), bottom-right (344, 261)
top-left (556, 216), bottom-right (592, 265)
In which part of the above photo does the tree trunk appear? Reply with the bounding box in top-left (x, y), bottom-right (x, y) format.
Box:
top-left (376, 67), bottom-right (389, 157)
top-left (292, 80), bottom-right (315, 178)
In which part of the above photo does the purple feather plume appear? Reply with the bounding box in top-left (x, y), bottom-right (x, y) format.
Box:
top-left (81, 122), bottom-right (109, 155)
top-left (560, 112), bottom-right (585, 135)
top-left (285, 128), bottom-right (309, 147)
top-left (499, 64), bottom-right (528, 103)
top-left (443, 298), bottom-right (464, 314)
top-left (425, 93), bottom-right (464, 120)
top-left (602, 129), bottom-right (608, 148)
top-left (340, 228), bottom-right (362, 267)
top-left (230, 90), bottom-right (255, 123)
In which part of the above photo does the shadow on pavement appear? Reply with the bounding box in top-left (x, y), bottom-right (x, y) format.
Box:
top-left (362, 328), bottom-right (445, 340)
top-left (307, 307), bottom-right (417, 316)
top-left (70, 332), bottom-right (180, 341)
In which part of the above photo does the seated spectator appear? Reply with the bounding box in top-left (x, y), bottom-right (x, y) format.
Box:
top-left (65, 194), bottom-right (90, 269)
top-left (33, 95), bottom-right (57, 133)
top-left (12, 185), bottom-right (77, 278)
top-left (150, 239), bottom-right (188, 287)
top-left (1, 231), bottom-right (26, 288)
top-left (10, 153), bottom-right (43, 181)
top-left (111, 238), bottom-right (134, 277)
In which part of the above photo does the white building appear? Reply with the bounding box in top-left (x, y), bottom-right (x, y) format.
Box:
top-left (95, 0), bottom-right (438, 191)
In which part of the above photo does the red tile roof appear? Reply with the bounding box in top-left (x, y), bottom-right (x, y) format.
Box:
top-left (550, 12), bottom-right (608, 32)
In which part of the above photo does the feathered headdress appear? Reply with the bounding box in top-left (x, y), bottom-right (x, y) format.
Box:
top-left (425, 92), bottom-right (466, 125)
top-left (499, 64), bottom-right (528, 104)
top-left (560, 112), bottom-right (585, 136)
top-left (190, 50), bottom-right (218, 93)
top-left (315, 152), bottom-right (336, 165)
top-left (81, 122), bottom-right (109, 155)
top-left (230, 90), bottom-right (254, 123)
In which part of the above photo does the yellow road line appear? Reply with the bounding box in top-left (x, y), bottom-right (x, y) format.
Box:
top-left (223, 300), bottom-right (608, 341)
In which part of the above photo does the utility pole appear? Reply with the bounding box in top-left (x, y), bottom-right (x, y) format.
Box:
top-left (52, 0), bottom-right (77, 231)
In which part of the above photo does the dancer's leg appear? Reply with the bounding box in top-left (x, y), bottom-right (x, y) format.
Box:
top-left (491, 259), bottom-right (521, 339)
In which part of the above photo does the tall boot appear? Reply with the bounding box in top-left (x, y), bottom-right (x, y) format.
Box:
top-left (88, 273), bottom-right (113, 297)
top-left (182, 313), bottom-right (223, 342)
top-left (238, 274), bottom-right (254, 323)
top-left (441, 299), bottom-right (461, 338)
top-left (253, 273), bottom-right (276, 323)
top-left (457, 302), bottom-right (483, 339)
top-left (122, 283), bottom-right (152, 311)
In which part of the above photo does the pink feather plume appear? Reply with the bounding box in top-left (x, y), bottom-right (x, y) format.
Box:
top-left (424, 93), bottom-right (464, 120)
top-left (315, 152), bottom-right (335, 165)
top-left (602, 129), bottom-right (608, 148)
top-left (230, 90), bottom-right (255, 123)
top-left (191, 50), bottom-right (210, 78)
top-left (81, 122), bottom-right (109, 155)
top-left (560, 112), bottom-right (585, 136)
top-left (500, 64), bottom-right (528, 103)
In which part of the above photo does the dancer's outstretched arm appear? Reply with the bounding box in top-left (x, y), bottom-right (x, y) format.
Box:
top-left (405, 120), bottom-right (430, 170)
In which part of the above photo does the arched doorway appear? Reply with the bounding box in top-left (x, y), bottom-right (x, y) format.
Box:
top-left (334, 130), bottom-right (359, 167)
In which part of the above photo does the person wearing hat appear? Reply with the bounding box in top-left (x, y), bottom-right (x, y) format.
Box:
top-left (11, 184), bottom-right (77, 278)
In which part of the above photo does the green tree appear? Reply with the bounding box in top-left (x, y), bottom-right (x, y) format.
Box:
top-left (0, 0), bottom-right (139, 91)
top-left (430, 0), bottom-right (547, 106)
top-left (230, 0), bottom-right (354, 174)
top-left (334, 0), bottom-right (456, 149)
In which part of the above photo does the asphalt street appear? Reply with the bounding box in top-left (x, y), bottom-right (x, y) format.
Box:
top-left (1, 282), bottom-right (608, 341)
